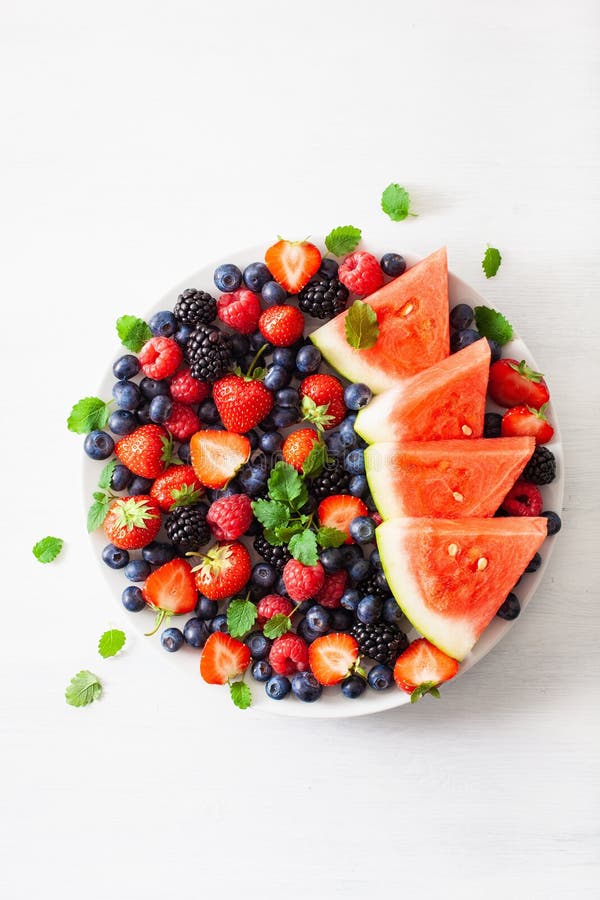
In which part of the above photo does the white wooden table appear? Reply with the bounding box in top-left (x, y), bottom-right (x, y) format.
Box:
top-left (1, 2), bottom-right (598, 897)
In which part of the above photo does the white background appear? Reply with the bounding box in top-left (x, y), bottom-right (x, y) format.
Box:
top-left (1, 1), bottom-right (599, 897)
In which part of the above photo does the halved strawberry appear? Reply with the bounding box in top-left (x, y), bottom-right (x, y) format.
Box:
top-left (264, 238), bottom-right (321, 293)
top-left (317, 495), bottom-right (369, 544)
top-left (189, 429), bottom-right (251, 489)
top-left (393, 638), bottom-right (459, 702)
top-left (308, 633), bottom-right (359, 686)
top-left (150, 465), bottom-right (204, 512)
top-left (200, 632), bottom-right (251, 684)
top-left (501, 404), bottom-right (554, 445)
top-left (488, 358), bottom-right (550, 409)
top-left (142, 558), bottom-right (198, 635)
top-left (192, 541), bottom-right (252, 600)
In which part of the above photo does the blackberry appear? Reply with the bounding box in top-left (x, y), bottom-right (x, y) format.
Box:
top-left (310, 457), bottom-right (351, 501)
top-left (165, 506), bottom-right (211, 554)
top-left (253, 534), bottom-right (291, 571)
top-left (350, 622), bottom-right (408, 667)
top-left (298, 276), bottom-right (349, 320)
top-left (173, 288), bottom-right (217, 326)
top-left (186, 325), bottom-right (233, 382)
top-left (522, 446), bottom-right (556, 485)
top-left (356, 568), bottom-right (390, 601)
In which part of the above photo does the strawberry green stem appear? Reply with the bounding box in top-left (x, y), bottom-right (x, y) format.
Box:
top-left (245, 342), bottom-right (269, 379)
top-left (145, 608), bottom-right (171, 637)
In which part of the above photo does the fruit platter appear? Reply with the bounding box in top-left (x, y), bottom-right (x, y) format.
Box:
top-left (78, 233), bottom-right (563, 717)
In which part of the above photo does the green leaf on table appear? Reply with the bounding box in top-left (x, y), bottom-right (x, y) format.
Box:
top-left (251, 499), bottom-right (290, 530)
top-left (324, 225), bottom-right (362, 257)
top-left (316, 527), bottom-right (347, 549)
top-left (381, 183), bottom-right (417, 221)
top-left (268, 461), bottom-right (305, 504)
top-left (98, 629), bottom-right (126, 658)
top-left (227, 599), bottom-right (258, 639)
top-left (67, 397), bottom-right (111, 434)
top-left (263, 614), bottom-right (292, 639)
top-left (288, 529), bottom-right (318, 566)
top-left (32, 536), bottom-right (64, 564)
top-left (473, 306), bottom-right (513, 345)
top-left (229, 680), bottom-right (252, 710)
top-left (116, 314), bottom-right (152, 352)
top-left (345, 300), bottom-right (379, 350)
top-left (65, 670), bottom-right (102, 707)
top-left (481, 245), bottom-right (502, 279)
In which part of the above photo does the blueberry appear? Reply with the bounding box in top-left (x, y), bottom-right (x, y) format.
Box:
top-left (349, 560), bottom-right (371, 583)
top-left (251, 562), bottom-right (277, 591)
top-left (319, 547), bottom-right (343, 573)
top-left (198, 398), bottom-right (220, 425)
top-left (214, 263), bottom-right (243, 293)
top-left (210, 614), bottom-right (229, 634)
top-left (183, 617), bottom-right (210, 648)
top-left (261, 281), bottom-right (287, 306)
top-left (110, 463), bottom-right (133, 492)
top-left (129, 475), bottom-right (154, 495)
top-left (142, 541), bottom-right (175, 565)
top-left (450, 329), bottom-right (480, 353)
top-left (296, 345), bottom-right (322, 374)
top-left (136, 403), bottom-right (152, 425)
top-left (245, 430), bottom-right (259, 451)
top-left (196, 596), bottom-right (219, 620)
top-left (238, 465), bottom-right (268, 498)
top-left (382, 596), bottom-right (404, 627)
top-left (291, 671), bottom-right (323, 702)
top-left (380, 253), bottom-right (406, 277)
top-left (140, 377), bottom-right (170, 400)
top-left (149, 310), bottom-right (177, 337)
top-left (161, 627), bottom-right (184, 652)
top-left (250, 330), bottom-right (271, 352)
top-left (275, 387), bottom-right (299, 408)
top-left (108, 409), bottom-right (138, 436)
top-left (84, 430), bottom-right (115, 460)
top-left (305, 604), bottom-right (331, 635)
top-left (339, 417), bottom-right (359, 449)
top-left (370, 549), bottom-right (382, 571)
top-left (113, 354), bottom-right (140, 380)
top-left (329, 608), bottom-right (354, 631)
top-left (375, 571), bottom-right (390, 593)
top-left (245, 631), bottom-right (272, 660)
top-left (319, 258), bottom-right (339, 279)
top-left (344, 448), bottom-right (365, 475)
top-left (102, 543), bottom-right (130, 569)
top-left (264, 364), bottom-right (291, 392)
top-left (252, 659), bottom-right (273, 682)
top-left (149, 394), bottom-right (173, 424)
top-left (341, 675), bottom-right (366, 699)
top-left (272, 406), bottom-right (299, 429)
top-left (295, 599), bottom-right (313, 615)
top-left (178, 442), bottom-right (191, 464)
top-left (525, 552), bottom-right (542, 574)
top-left (496, 592), bottom-right (521, 620)
top-left (259, 431), bottom-right (283, 455)
top-left (174, 323), bottom-right (193, 346)
top-left (487, 338), bottom-right (502, 364)
top-left (367, 664), bottom-right (393, 690)
top-left (449, 303), bottom-right (474, 331)
top-left (275, 576), bottom-right (288, 597)
top-left (542, 510), bottom-right (561, 535)
top-left (121, 585), bottom-right (146, 612)
top-left (124, 559), bottom-right (151, 582)
top-left (357, 594), bottom-right (382, 624)
top-left (325, 431), bottom-right (345, 458)
top-left (484, 412), bottom-right (503, 438)
top-left (296, 617), bottom-right (322, 644)
top-left (245, 519), bottom-right (262, 536)
top-left (271, 347), bottom-right (294, 369)
top-left (230, 333), bottom-right (250, 361)
top-left (344, 382), bottom-right (372, 410)
top-left (265, 674), bottom-right (291, 700)
top-left (341, 588), bottom-right (360, 612)
top-left (349, 516), bottom-right (375, 545)
top-left (111, 381), bottom-right (141, 412)
top-left (243, 262), bottom-right (272, 292)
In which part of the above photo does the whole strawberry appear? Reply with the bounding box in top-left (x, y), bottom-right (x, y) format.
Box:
top-left (213, 373), bottom-right (273, 433)
top-left (282, 559), bottom-right (325, 601)
top-left (164, 401), bottom-right (201, 441)
top-left (206, 494), bottom-right (253, 541)
top-left (169, 368), bottom-right (210, 405)
top-left (115, 424), bottom-right (173, 479)
top-left (103, 495), bottom-right (161, 549)
top-left (338, 251), bottom-right (384, 296)
top-left (217, 289), bottom-right (261, 334)
top-left (282, 427), bottom-right (320, 471)
top-left (150, 465), bottom-right (204, 512)
top-left (192, 541), bottom-right (252, 600)
top-left (300, 374), bottom-right (346, 429)
top-left (258, 305), bottom-right (305, 347)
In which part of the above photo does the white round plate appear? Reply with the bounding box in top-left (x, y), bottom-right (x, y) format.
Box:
top-left (84, 242), bottom-right (564, 718)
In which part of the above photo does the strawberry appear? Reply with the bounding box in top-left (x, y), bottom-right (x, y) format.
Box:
top-left (282, 428), bottom-right (320, 471)
top-left (212, 373), bottom-right (273, 433)
top-left (217, 289), bottom-right (261, 334)
top-left (206, 494), bottom-right (253, 540)
top-left (264, 238), bottom-right (321, 294)
top-left (200, 632), bottom-right (251, 685)
top-left (501, 404), bottom-right (554, 445)
top-left (282, 559), bottom-right (325, 601)
top-left (138, 336), bottom-right (183, 379)
top-left (393, 638), bottom-right (459, 701)
top-left (300, 374), bottom-right (346, 429)
top-left (268, 633), bottom-right (309, 675)
top-left (115, 424), bottom-right (173, 479)
top-left (258, 305), bottom-right (305, 347)
top-left (308, 633), bottom-right (359, 685)
top-left (192, 541), bottom-right (251, 600)
top-left (488, 359), bottom-right (550, 409)
top-left (314, 570), bottom-right (348, 608)
top-left (150, 465), bottom-right (204, 512)
top-left (142, 558), bottom-right (198, 634)
top-left (317, 495), bottom-right (369, 544)
top-left (189, 429), bottom-right (251, 489)
top-left (103, 495), bottom-right (161, 549)
top-left (164, 401), bottom-right (201, 441)
top-left (169, 368), bottom-right (210, 405)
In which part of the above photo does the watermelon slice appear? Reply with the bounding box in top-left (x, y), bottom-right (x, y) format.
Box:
top-left (376, 517), bottom-right (547, 660)
top-left (355, 338), bottom-right (491, 443)
top-left (365, 436), bottom-right (535, 520)
top-left (310, 248), bottom-right (449, 393)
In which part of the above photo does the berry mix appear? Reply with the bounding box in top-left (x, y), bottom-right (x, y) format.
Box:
top-left (78, 234), bottom-right (561, 708)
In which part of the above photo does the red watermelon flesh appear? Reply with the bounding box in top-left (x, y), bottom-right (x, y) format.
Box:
top-left (355, 337), bottom-right (491, 443)
top-left (376, 517), bottom-right (548, 660)
top-left (364, 436), bottom-right (535, 520)
top-left (311, 247), bottom-right (449, 393)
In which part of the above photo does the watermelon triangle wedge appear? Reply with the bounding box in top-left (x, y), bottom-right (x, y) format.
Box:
top-left (365, 436), bottom-right (535, 520)
top-left (355, 337), bottom-right (491, 443)
top-left (311, 247), bottom-right (450, 393)
top-left (376, 517), bottom-right (548, 660)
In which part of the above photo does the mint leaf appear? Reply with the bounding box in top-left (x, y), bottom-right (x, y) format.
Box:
top-left (263, 528), bottom-right (285, 546)
top-left (116, 315), bottom-right (152, 352)
top-left (473, 306), bottom-right (513, 345)
top-left (345, 300), bottom-right (380, 350)
top-left (263, 614), bottom-right (292, 639)
top-left (268, 461), bottom-right (305, 504)
top-left (87, 495), bottom-right (110, 532)
top-left (229, 680), bottom-right (252, 710)
top-left (65, 670), bottom-right (102, 707)
top-left (482, 245), bottom-right (502, 278)
top-left (98, 459), bottom-right (117, 491)
top-left (316, 527), bottom-right (347, 549)
top-left (272, 522), bottom-right (304, 543)
top-left (32, 536), bottom-right (64, 563)
top-left (251, 499), bottom-right (290, 530)
top-left (302, 442), bottom-right (328, 479)
top-left (381, 183), bottom-right (417, 221)
top-left (410, 682), bottom-right (441, 704)
top-left (67, 397), bottom-right (111, 434)
top-left (98, 629), bottom-right (126, 658)
top-left (227, 599), bottom-right (258, 639)
top-left (325, 225), bottom-right (362, 257)
top-left (288, 530), bottom-right (318, 566)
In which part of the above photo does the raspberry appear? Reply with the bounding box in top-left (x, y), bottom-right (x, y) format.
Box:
top-left (217, 289), bottom-right (261, 335)
top-left (268, 633), bottom-right (309, 675)
top-left (282, 559), bottom-right (325, 601)
top-left (256, 594), bottom-right (294, 625)
top-left (169, 368), bottom-right (210, 405)
top-left (138, 336), bottom-right (183, 379)
top-left (164, 402), bottom-right (201, 441)
top-left (338, 251), bottom-right (384, 296)
top-left (371, 511), bottom-right (383, 526)
top-left (206, 494), bottom-right (253, 541)
top-left (314, 570), bottom-right (347, 608)
top-left (501, 480), bottom-right (543, 517)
